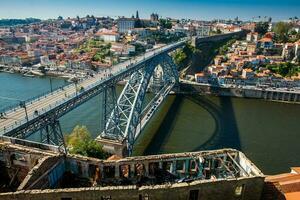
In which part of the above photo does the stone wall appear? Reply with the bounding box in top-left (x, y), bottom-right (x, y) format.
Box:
top-left (0, 177), bottom-right (264, 200)
top-left (0, 143), bottom-right (265, 200)
top-left (18, 156), bottom-right (63, 190)
top-left (0, 136), bottom-right (60, 153)
top-left (0, 141), bottom-right (59, 192)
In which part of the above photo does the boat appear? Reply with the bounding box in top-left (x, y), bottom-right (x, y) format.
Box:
top-left (30, 70), bottom-right (45, 76)
top-left (23, 72), bottom-right (35, 77)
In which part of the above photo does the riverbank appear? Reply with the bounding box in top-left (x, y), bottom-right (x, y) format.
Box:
top-left (179, 80), bottom-right (300, 104)
top-left (0, 65), bottom-right (92, 80)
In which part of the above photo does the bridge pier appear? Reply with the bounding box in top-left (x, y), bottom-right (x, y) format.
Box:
top-left (95, 137), bottom-right (128, 158)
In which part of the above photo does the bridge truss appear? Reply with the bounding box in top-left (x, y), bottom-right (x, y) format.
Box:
top-left (101, 54), bottom-right (179, 155)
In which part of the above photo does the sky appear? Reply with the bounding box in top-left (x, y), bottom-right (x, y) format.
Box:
top-left (0, 0), bottom-right (299, 21)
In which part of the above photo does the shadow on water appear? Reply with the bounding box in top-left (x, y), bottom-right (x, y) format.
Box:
top-left (143, 95), bottom-right (184, 155)
top-left (187, 94), bottom-right (241, 151)
top-left (142, 91), bottom-right (241, 155)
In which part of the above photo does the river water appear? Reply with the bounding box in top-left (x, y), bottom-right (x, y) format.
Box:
top-left (1, 72), bottom-right (300, 174)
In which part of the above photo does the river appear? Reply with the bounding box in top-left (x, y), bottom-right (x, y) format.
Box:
top-left (0, 72), bottom-right (300, 174)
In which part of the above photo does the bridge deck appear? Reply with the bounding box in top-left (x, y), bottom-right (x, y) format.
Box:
top-left (0, 40), bottom-right (185, 136)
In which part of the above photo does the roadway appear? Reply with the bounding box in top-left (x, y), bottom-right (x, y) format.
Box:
top-left (0, 39), bottom-right (186, 135)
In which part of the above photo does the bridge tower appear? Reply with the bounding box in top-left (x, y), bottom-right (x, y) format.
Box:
top-left (98, 53), bottom-right (179, 156)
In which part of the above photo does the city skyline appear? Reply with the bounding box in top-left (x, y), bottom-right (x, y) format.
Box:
top-left (0, 0), bottom-right (300, 21)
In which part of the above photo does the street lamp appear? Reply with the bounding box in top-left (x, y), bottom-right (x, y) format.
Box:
top-left (73, 79), bottom-right (79, 96)
top-left (49, 77), bottom-right (53, 92)
top-left (19, 101), bottom-right (29, 122)
top-left (0, 96), bottom-right (29, 122)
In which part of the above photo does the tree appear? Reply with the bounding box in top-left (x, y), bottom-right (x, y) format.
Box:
top-left (254, 22), bottom-right (269, 35)
top-left (66, 125), bottom-right (110, 159)
top-left (159, 19), bottom-right (172, 29)
top-left (135, 19), bottom-right (143, 28)
top-left (173, 49), bottom-right (187, 66)
top-left (173, 42), bottom-right (197, 66)
top-left (267, 62), bottom-right (299, 77)
top-left (273, 22), bottom-right (291, 42)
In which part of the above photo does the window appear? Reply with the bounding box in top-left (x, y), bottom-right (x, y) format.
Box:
top-left (235, 184), bottom-right (245, 197)
top-left (190, 160), bottom-right (197, 171)
top-left (135, 163), bottom-right (145, 176)
top-left (176, 160), bottom-right (185, 171)
top-left (120, 164), bottom-right (130, 178)
top-left (139, 194), bottom-right (149, 200)
top-left (162, 161), bottom-right (172, 172)
top-left (12, 153), bottom-right (26, 162)
top-left (189, 190), bottom-right (199, 200)
top-left (101, 196), bottom-right (112, 200)
top-left (103, 166), bottom-right (115, 178)
top-left (148, 162), bottom-right (159, 176)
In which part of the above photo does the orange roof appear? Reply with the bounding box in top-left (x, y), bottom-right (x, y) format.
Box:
top-left (264, 32), bottom-right (274, 39)
top-left (257, 55), bottom-right (266, 59)
top-left (107, 155), bottom-right (122, 160)
top-left (285, 192), bottom-right (300, 200)
top-left (96, 31), bottom-right (119, 36)
top-left (266, 173), bottom-right (300, 194)
top-left (195, 73), bottom-right (205, 77)
top-left (260, 37), bottom-right (272, 42)
top-left (244, 68), bottom-right (253, 72)
top-left (291, 167), bottom-right (300, 174)
top-left (256, 73), bottom-right (267, 77)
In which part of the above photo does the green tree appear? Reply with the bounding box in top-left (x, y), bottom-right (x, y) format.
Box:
top-left (254, 22), bottom-right (269, 35)
top-left (159, 19), bottom-right (172, 29)
top-left (218, 39), bottom-right (236, 55)
top-left (66, 125), bottom-right (110, 159)
top-left (267, 62), bottom-right (299, 77)
top-left (216, 29), bottom-right (222, 34)
top-left (174, 49), bottom-right (187, 66)
top-left (173, 42), bottom-right (197, 66)
top-left (273, 22), bottom-right (291, 42)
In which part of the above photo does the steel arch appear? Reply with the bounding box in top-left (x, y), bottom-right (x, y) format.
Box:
top-left (102, 54), bottom-right (179, 155)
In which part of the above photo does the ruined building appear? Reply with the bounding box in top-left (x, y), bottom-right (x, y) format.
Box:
top-left (0, 139), bottom-right (265, 200)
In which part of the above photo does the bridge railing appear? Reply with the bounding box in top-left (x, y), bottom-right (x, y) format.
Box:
top-left (0, 83), bottom-right (74, 115)
top-left (0, 90), bottom-right (78, 135)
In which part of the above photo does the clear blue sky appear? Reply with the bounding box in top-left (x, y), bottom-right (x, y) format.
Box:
top-left (0, 0), bottom-right (299, 21)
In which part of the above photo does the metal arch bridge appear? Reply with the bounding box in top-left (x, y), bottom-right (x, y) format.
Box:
top-left (0, 39), bottom-right (186, 155)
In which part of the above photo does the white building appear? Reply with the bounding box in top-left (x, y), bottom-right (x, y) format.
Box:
top-left (242, 68), bottom-right (255, 79)
top-left (246, 32), bottom-right (259, 42)
top-left (96, 32), bottom-right (120, 42)
top-left (117, 18), bottom-right (136, 33)
top-left (40, 55), bottom-right (50, 65)
top-left (111, 44), bottom-right (135, 56)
